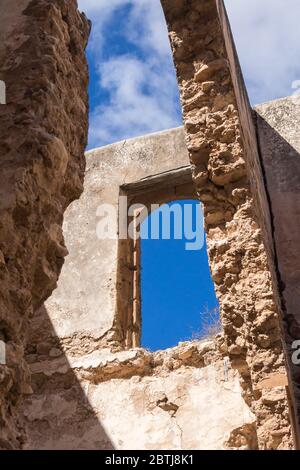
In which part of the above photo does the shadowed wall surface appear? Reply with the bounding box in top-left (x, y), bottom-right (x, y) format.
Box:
top-left (256, 96), bottom-right (300, 440)
top-left (0, 0), bottom-right (90, 448)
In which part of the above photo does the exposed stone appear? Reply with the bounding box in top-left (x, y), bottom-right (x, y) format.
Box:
top-left (161, 0), bottom-right (294, 449)
top-left (225, 423), bottom-right (258, 450)
top-left (0, 0), bottom-right (90, 448)
top-left (0, 0), bottom-right (299, 451)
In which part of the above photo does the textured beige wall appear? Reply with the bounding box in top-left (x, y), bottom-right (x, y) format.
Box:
top-left (160, 0), bottom-right (293, 449)
top-left (22, 339), bottom-right (256, 450)
top-left (0, 0), bottom-right (90, 448)
top-left (21, 128), bottom-right (257, 450)
top-left (39, 128), bottom-right (190, 342)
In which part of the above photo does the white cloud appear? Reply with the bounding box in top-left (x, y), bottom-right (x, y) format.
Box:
top-left (78, 0), bottom-right (300, 148)
top-left (125, 0), bottom-right (172, 57)
top-left (225, 0), bottom-right (300, 104)
top-left (78, 0), bottom-right (181, 149)
top-left (78, 0), bottom-right (170, 55)
top-left (78, 0), bottom-right (127, 52)
top-left (90, 55), bottom-right (179, 145)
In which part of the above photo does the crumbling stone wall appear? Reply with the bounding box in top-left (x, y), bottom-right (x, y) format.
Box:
top-left (22, 338), bottom-right (258, 450)
top-left (1, 0), bottom-right (297, 451)
top-left (0, 0), bottom-right (90, 449)
top-left (21, 108), bottom-right (300, 449)
top-left (160, 0), bottom-right (294, 449)
top-left (20, 130), bottom-right (257, 450)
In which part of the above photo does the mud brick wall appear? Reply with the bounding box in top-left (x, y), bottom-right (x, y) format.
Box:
top-left (161, 0), bottom-right (294, 449)
top-left (0, 0), bottom-right (90, 448)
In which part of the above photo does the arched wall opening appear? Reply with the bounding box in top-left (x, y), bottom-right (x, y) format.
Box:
top-left (116, 167), bottom-right (220, 351)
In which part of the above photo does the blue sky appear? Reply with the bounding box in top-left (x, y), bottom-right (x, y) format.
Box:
top-left (78, 0), bottom-right (300, 149)
top-left (141, 200), bottom-right (218, 351)
top-left (78, 0), bottom-right (181, 148)
top-left (78, 0), bottom-right (300, 350)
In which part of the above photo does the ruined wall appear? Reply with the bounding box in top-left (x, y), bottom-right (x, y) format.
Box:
top-left (35, 128), bottom-right (190, 347)
top-left (2, 0), bottom-right (298, 451)
top-left (160, 0), bottom-right (294, 449)
top-left (21, 96), bottom-right (300, 448)
top-left (0, 0), bottom-right (90, 448)
top-left (20, 129), bottom-right (256, 450)
top-left (255, 96), bottom-right (300, 442)
top-left (22, 339), bottom-right (257, 450)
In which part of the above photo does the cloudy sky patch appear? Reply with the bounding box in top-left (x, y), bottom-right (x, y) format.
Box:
top-left (78, 0), bottom-right (300, 149)
top-left (225, 0), bottom-right (300, 105)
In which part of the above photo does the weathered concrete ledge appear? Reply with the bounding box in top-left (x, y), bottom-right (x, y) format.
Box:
top-left (21, 336), bottom-right (259, 450)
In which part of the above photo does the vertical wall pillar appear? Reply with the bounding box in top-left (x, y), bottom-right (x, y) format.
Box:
top-left (0, 0), bottom-right (90, 448)
top-left (161, 0), bottom-right (296, 448)
top-left (255, 97), bottom-right (300, 447)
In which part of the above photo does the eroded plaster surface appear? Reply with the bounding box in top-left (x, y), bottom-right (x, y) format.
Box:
top-left (22, 338), bottom-right (257, 450)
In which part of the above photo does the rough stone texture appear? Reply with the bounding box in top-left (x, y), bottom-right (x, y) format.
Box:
top-left (20, 129), bottom-right (257, 450)
top-left (0, 0), bottom-right (90, 449)
top-left (23, 113), bottom-right (300, 449)
top-left (21, 337), bottom-right (258, 450)
top-left (255, 96), bottom-right (300, 442)
top-left (160, 0), bottom-right (294, 449)
top-left (1, 0), bottom-right (299, 451)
